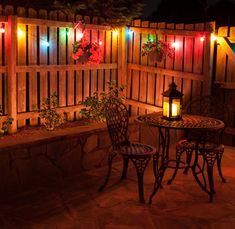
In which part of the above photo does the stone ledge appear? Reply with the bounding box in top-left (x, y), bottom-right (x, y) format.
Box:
top-left (0, 119), bottom-right (140, 200)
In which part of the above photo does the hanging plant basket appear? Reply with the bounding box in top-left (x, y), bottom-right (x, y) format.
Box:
top-left (72, 22), bottom-right (103, 65)
top-left (142, 40), bottom-right (175, 63)
top-left (149, 51), bottom-right (164, 63)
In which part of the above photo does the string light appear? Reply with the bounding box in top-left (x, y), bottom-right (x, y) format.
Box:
top-left (99, 40), bottom-right (103, 45)
top-left (17, 28), bottom-right (25, 38)
top-left (211, 34), bottom-right (218, 42)
top-left (128, 29), bottom-right (134, 35)
top-left (200, 36), bottom-right (205, 42)
top-left (0, 28), bottom-right (5, 33)
top-left (77, 31), bottom-right (84, 41)
top-left (112, 30), bottom-right (118, 36)
top-left (42, 40), bottom-right (50, 47)
top-left (172, 41), bottom-right (180, 49)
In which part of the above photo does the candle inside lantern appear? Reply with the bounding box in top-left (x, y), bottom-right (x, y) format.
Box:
top-left (163, 102), bottom-right (179, 117)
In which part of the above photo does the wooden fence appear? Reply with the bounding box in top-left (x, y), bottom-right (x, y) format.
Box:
top-left (0, 6), bottom-right (122, 132)
top-left (213, 26), bottom-right (235, 145)
top-left (0, 5), bottom-right (234, 145)
top-left (126, 20), bottom-right (213, 116)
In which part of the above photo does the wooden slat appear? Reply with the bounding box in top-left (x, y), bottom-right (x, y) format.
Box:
top-left (75, 14), bottom-right (83, 120)
top-left (17, 17), bottom-right (111, 30)
top-left (67, 26), bottom-right (75, 121)
top-left (130, 27), bottom-right (210, 37)
top-left (39, 14), bottom-right (48, 110)
top-left (104, 29), bottom-right (111, 92)
top-left (91, 18), bottom-right (98, 95)
top-left (147, 23), bottom-right (157, 109)
top-left (7, 16), bottom-right (17, 133)
top-left (155, 22), bottom-right (166, 107)
top-left (125, 99), bottom-right (162, 112)
top-left (17, 22), bottom-right (27, 128)
top-left (28, 8), bottom-right (38, 126)
top-left (139, 21), bottom-right (149, 114)
top-left (183, 28), bottom-right (193, 106)
top-left (49, 11), bottom-right (58, 96)
top-left (192, 23), bottom-right (204, 98)
top-left (128, 64), bottom-right (204, 81)
top-left (83, 16), bottom-right (91, 100)
top-left (16, 63), bottom-right (117, 72)
top-left (97, 30), bottom-right (105, 95)
top-left (58, 24), bottom-right (66, 107)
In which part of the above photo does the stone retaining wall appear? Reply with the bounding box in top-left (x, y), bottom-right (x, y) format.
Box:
top-left (0, 122), bottom-right (140, 200)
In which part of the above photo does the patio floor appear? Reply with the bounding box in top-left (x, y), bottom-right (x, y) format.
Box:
top-left (0, 145), bottom-right (235, 229)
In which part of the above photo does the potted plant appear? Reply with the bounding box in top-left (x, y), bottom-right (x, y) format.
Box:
top-left (141, 39), bottom-right (175, 62)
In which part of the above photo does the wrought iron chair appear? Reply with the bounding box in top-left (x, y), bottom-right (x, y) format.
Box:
top-left (99, 97), bottom-right (158, 203)
top-left (167, 96), bottom-right (228, 202)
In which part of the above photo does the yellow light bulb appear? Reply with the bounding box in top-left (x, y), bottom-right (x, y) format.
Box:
top-left (18, 29), bottom-right (24, 37)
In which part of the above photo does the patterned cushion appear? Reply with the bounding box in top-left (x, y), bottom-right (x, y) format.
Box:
top-left (177, 139), bottom-right (224, 153)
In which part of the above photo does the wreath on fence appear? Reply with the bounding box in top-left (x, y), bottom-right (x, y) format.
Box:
top-left (72, 22), bottom-right (103, 64)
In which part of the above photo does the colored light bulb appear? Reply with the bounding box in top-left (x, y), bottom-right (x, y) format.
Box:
top-left (200, 36), bottom-right (205, 42)
top-left (172, 41), bottom-right (180, 49)
top-left (0, 28), bottom-right (5, 33)
top-left (99, 40), bottom-right (103, 45)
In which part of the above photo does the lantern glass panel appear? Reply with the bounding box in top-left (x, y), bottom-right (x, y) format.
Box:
top-left (171, 98), bottom-right (181, 117)
top-left (163, 97), bottom-right (170, 117)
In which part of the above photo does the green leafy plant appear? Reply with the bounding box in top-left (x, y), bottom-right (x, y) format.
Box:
top-left (80, 80), bottom-right (125, 122)
top-left (0, 107), bottom-right (13, 136)
top-left (39, 93), bottom-right (67, 131)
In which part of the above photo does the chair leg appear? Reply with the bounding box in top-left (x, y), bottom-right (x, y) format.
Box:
top-left (131, 157), bottom-right (151, 203)
top-left (167, 147), bottom-right (184, 185)
top-left (121, 156), bottom-right (129, 180)
top-left (216, 151), bottom-right (226, 183)
top-left (99, 151), bottom-right (117, 191)
top-left (205, 152), bottom-right (217, 202)
top-left (183, 148), bottom-right (193, 174)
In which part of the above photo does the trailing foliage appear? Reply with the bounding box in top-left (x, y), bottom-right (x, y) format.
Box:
top-left (39, 93), bottom-right (67, 131)
top-left (0, 108), bottom-right (13, 136)
top-left (80, 80), bottom-right (125, 122)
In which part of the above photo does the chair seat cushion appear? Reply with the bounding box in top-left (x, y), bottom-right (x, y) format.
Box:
top-left (119, 142), bottom-right (156, 157)
top-left (177, 139), bottom-right (224, 153)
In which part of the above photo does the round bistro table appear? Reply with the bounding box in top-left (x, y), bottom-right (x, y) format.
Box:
top-left (136, 112), bottom-right (225, 203)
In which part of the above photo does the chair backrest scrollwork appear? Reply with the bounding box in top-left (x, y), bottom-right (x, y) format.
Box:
top-left (105, 98), bottom-right (129, 150)
top-left (184, 96), bottom-right (228, 143)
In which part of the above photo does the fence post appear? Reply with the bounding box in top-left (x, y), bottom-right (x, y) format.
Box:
top-left (7, 15), bottom-right (17, 133)
top-left (118, 27), bottom-right (128, 97)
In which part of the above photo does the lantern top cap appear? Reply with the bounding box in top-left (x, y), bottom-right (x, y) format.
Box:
top-left (162, 82), bottom-right (183, 97)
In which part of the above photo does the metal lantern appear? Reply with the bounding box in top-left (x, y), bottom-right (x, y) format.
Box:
top-left (162, 82), bottom-right (183, 121)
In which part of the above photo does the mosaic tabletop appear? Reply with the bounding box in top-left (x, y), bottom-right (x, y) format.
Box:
top-left (136, 112), bottom-right (225, 130)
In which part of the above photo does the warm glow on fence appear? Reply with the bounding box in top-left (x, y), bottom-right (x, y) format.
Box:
top-left (42, 40), bottom-right (50, 47)
top-left (200, 36), bottom-right (205, 42)
top-left (17, 28), bottom-right (25, 38)
top-left (211, 34), bottom-right (218, 42)
top-left (112, 30), bottom-right (118, 36)
top-left (77, 31), bottom-right (84, 41)
top-left (172, 41), bottom-right (180, 49)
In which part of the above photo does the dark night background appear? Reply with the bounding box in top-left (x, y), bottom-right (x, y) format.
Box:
top-left (144, 0), bottom-right (235, 26)
top-left (1, 0), bottom-right (235, 26)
